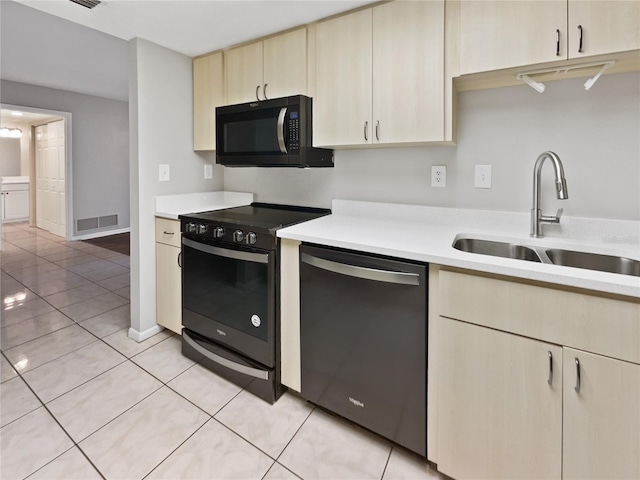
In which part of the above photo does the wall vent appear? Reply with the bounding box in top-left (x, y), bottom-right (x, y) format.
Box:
top-left (98, 215), bottom-right (118, 228)
top-left (77, 217), bottom-right (99, 231)
top-left (77, 214), bottom-right (118, 231)
top-left (69, 0), bottom-right (103, 10)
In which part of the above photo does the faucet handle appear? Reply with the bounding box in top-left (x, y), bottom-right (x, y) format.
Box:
top-left (556, 208), bottom-right (564, 220)
top-left (541, 208), bottom-right (564, 225)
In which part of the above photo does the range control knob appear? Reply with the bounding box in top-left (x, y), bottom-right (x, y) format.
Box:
top-left (187, 222), bottom-right (197, 233)
top-left (233, 230), bottom-right (244, 243)
top-left (197, 224), bottom-right (207, 235)
top-left (213, 226), bottom-right (225, 239)
top-left (246, 232), bottom-right (257, 245)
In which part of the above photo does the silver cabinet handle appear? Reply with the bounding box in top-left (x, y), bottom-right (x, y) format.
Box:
top-left (301, 252), bottom-right (420, 286)
top-left (256, 85), bottom-right (261, 101)
top-left (163, 231), bottom-right (175, 235)
top-left (183, 331), bottom-right (269, 380)
top-left (263, 83), bottom-right (268, 100)
top-left (578, 25), bottom-right (583, 53)
top-left (364, 121), bottom-right (368, 142)
top-left (547, 351), bottom-right (553, 385)
top-left (375, 120), bottom-right (380, 141)
top-left (556, 29), bottom-right (561, 56)
top-left (177, 251), bottom-right (182, 268)
top-left (277, 107), bottom-right (288, 153)
top-left (575, 357), bottom-right (581, 393)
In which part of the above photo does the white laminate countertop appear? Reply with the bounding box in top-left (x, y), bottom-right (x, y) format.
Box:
top-left (1, 176), bottom-right (29, 185)
top-left (154, 191), bottom-right (254, 219)
top-left (277, 199), bottom-right (640, 298)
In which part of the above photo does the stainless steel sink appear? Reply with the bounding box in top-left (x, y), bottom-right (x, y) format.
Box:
top-left (545, 249), bottom-right (640, 277)
top-left (453, 238), bottom-right (542, 263)
top-left (453, 236), bottom-right (640, 277)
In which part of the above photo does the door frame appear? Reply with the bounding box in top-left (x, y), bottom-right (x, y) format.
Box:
top-left (1, 103), bottom-right (73, 241)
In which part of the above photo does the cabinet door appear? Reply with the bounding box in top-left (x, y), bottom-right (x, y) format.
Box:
top-left (314, 8), bottom-right (373, 147)
top-left (156, 242), bottom-right (182, 334)
top-left (263, 28), bottom-right (307, 100)
top-left (563, 348), bottom-right (640, 480)
top-left (459, 0), bottom-right (567, 75)
top-left (3, 190), bottom-right (29, 220)
top-left (568, 0), bottom-right (640, 58)
top-left (225, 41), bottom-right (264, 105)
top-left (373, 0), bottom-right (444, 144)
top-left (437, 317), bottom-right (562, 480)
top-left (193, 52), bottom-right (224, 151)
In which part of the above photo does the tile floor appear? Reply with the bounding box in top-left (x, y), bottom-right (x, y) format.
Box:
top-left (1, 222), bottom-right (442, 480)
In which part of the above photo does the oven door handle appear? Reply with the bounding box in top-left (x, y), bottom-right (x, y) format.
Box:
top-left (301, 253), bottom-right (421, 286)
top-left (183, 331), bottom-right (269, 380)
top-left (182, 237), bottom-right (269, 264)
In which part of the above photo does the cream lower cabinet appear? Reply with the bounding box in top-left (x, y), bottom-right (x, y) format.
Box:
top-left (437, 317), bottom-right (562, 480)
top-left (155, 218), bottom-right (182, 334)
top-left (433, 268), bottom-right (640, 480)
top-left (563, 348), bottom-right (640, 480)
top-left (314, 0), bottom-right (446, 147)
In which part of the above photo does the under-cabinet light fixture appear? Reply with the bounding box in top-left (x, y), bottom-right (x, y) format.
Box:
top-left (517, 60), bottom-right (616, 93)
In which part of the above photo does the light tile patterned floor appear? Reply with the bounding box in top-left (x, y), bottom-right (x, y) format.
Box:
top-left (0, 222), bottom-right (442, 480)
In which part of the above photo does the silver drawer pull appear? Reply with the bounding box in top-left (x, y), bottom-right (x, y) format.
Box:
top-left (301, 253), bottom-right (420, 286)
top-left (575, 358), bottom-right (581, 393)
top-left (547, 351), bottom-right (553, 385)
top-left (163, 231), bottom-right (175, 235)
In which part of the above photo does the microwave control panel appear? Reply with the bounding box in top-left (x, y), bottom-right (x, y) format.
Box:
top-left (288, 111), bottom-right (300, 151)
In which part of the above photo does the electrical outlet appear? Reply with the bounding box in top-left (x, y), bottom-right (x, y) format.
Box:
top-left (159, 164), bottom-right (170, 182)
top-left (474, 165), bottom-right (492, 188)
top-left (431, 166), bottom-right (446, 187)
top-left (204, 164), bottom-right (213, 179)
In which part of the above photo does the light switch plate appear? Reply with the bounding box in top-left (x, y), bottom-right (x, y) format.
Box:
top-left (431, 166), bottom-right (446, 187)
top-left (159, 164), bottom-right (170, 182)
top-left (204, 164), bottom-right (213, 179)
top-left (475, 165), bottom-right (492, 188)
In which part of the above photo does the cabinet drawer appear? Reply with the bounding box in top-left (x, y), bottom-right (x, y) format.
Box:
top-left (439, 269), bottom-right (640, 364)
top-left (155, 218), bottom-right (181, 248)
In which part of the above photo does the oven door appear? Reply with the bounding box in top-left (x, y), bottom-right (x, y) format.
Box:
top-left (181, 236), bottom-right (275, 367)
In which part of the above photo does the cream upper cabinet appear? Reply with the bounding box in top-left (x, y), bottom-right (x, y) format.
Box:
top-left (193, 52), bottom-right (224, 151)
top-left (567, 0), bottom-right (640, 59)
top-left (314, 1), bottom-right (445, 147)
top-left (458, 0), bottom-right (567, 75)
top-left (458, 0), bottom-right (640, 75)
top-left (562, 348), bottom-right (640, 480)
top-left (436, 317), bottom-right (562, 480)
top-left (225, 28), bottom-right (307, 105)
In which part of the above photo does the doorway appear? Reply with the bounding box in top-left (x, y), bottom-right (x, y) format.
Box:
top-left (0, 104), bottom-right (72, 240)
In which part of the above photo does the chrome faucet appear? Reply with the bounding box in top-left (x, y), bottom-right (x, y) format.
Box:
top-left (530, 151), bottom-right (568, 237)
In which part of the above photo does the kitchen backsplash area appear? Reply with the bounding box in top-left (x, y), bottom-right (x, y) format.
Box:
top-left (224, 71), bottom-right (640, 222)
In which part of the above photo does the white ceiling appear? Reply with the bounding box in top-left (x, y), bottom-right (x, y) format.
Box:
top-left (0, 108), bottom-right (61, 125)
top-left (15, 0), bottom-right (376, 57)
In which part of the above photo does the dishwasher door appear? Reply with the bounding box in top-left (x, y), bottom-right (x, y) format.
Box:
top-left (300, 244), bottom-right (427, 456)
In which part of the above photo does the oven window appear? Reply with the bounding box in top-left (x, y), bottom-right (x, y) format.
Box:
top-left (183, 244), bottom-right (269, 342)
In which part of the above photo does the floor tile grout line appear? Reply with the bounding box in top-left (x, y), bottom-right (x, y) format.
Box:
top-left (380, 445), bottom-right (395, 480)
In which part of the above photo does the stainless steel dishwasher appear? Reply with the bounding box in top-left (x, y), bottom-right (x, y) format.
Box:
top-left (299, 244), bottom-right (427, 456)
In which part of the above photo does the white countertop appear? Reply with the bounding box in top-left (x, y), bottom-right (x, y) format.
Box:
top-left (1, 176), bottom-right (29, 185)
top-left (154, 191), bottom-right (254, 219)
top-left (277, 200), bottom-right (640, 298)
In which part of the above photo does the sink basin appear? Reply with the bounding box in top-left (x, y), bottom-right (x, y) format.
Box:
top-left (545, 249), bottom-right (640, 277)
top-left (453, 238), bottom-right (542, 263)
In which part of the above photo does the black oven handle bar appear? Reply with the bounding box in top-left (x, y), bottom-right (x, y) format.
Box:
top-left (182, 331), bottom-right (270, 380)
top-left (183, 237), bottom-right (269, 264)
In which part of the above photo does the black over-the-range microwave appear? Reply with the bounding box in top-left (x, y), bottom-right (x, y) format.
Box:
top-left (215, 95), bottom-right (334, 168)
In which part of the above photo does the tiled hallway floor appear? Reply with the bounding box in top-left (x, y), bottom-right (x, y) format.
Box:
top-left (1, 222), bottom-right (440, 480)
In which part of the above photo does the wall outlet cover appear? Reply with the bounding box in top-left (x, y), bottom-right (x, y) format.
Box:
top-left (204, 164), bottom-right (213, 179)
top-left (159, 164), bottom-right (170, 182)
top-left (474, 165), bottom-right (492, 188)
top-left (431, 165), bottom-right (446, 188)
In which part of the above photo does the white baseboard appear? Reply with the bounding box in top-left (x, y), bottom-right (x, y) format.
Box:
top-left (72, 227), bottom-right (131, 241)
top-left (128, 324), bottom-right (165, 342)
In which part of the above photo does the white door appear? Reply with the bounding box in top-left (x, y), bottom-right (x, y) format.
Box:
top-left (35, 119), bottom-right (66, 237)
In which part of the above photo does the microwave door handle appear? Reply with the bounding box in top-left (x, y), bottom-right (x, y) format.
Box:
top-left (277, 107), bottom-right (288, 153)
